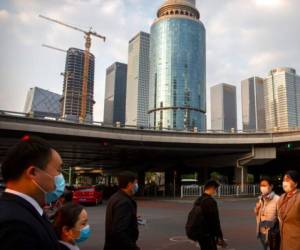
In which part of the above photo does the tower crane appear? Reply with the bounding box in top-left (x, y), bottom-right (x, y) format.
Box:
top-left (42, 44), bottom-right (67, 53)
top-left (41, 43), bottom-right (73, 119)
top-left (39, 14), bottom-right (106, 123)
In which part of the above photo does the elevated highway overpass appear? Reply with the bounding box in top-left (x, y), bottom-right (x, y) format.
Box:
top-left (0, 111), bottom-right (299, 186)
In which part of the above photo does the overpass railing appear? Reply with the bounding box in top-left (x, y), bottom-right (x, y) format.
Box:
top-left (2, 109), bottom-right (300, 134)
top-left (180, 184), bottom-right (260, 198)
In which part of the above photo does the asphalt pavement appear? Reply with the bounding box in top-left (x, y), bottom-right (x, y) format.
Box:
top-left (79, 198), bottom-right (261, 250)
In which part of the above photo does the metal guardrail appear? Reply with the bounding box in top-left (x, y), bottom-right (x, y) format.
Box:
top-left (2, 109), bottom-right (300, 134)
top-left (180, 184), bottom-right (260, 198)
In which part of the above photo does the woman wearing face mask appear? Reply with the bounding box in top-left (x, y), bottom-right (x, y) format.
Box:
top-left (277, 170), bottom-right (300, 250)
top-left (255, 177), bottom-right (280, 250)
top-left (54, 203), bottom-right (91, 250)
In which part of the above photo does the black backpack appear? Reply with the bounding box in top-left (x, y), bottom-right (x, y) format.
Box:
top-left (185, 197), bottom-right (208, 241)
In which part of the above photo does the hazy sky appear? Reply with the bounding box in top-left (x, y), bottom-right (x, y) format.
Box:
top-left (0, 0), bottom-right (299, 129)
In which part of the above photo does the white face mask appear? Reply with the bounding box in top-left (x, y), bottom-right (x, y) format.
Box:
top-left (260, 186), bottom-right (270, 195)
top-left (282, 181), bottom-right (293, 193)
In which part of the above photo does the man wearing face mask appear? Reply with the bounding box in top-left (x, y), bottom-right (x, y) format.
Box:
top-left (186, 179), bottom-right (227, 250)
top-left (277, 170), bottom-right (300, 250)
top-left (104, 171), bottom-right (140, 250)
top-left (254, 177), bottom-right (280, 250)
top-left (0, 135), bottom-right (65, 250)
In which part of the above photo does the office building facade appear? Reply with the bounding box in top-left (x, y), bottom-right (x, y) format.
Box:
top-left (149, 0), bottom-right (206, 130)
top-left (264, 67), bottom-right (300, 130)
top-left (24, 87), bottom-right (61, 119)
top-left (126, 32), bottom-right (150, 127)
top-left (211, 83), bottom-right (237, 131)
top-left (241, 77), bottom-right (266, 131)
top-left (104, 62), bottom-right (127, 126)
top-left (61, 48), bottom-right (95, 123)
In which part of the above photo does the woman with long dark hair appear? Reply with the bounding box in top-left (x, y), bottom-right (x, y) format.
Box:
top-left (54, 203), bottom-right (91, 250)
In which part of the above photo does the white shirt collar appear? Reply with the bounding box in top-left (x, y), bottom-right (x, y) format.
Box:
top-left (5, 188), bottom-right (44, 216)
top-left (59, 241), bottom-right (80, 250)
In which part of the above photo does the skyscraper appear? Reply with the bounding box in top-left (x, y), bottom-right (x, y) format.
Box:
top-left (126, 32), bottom-right (150, 127)
top-left (241, 77), bottom-right (266, 131)
top-left (264, 67), bottom-right (300, 130)
top-left (211, 83), bottom-right (237, 132)
top-left (104, 62), bottom-right (127, 126)
top-left (24, 87), bottom-right (61, 119)
top-left (61, 48), bottom-right (95, 123)
top-left (149, 0), bottom-right (206, 130)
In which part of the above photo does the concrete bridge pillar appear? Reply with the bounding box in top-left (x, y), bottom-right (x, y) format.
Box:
top-left (234, 166), bottom-right (248, 186)
top-left (236, 146), bottom-right (276, 192)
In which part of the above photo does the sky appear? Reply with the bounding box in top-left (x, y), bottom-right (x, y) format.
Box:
top-left (0, 0), bottom-right (299, 129)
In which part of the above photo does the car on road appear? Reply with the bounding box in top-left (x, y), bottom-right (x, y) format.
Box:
top-left (73, 186), bottom-right (103, 206)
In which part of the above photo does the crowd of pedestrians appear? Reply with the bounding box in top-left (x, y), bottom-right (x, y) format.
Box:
top-left (0, 136), bottom-right (299, 250)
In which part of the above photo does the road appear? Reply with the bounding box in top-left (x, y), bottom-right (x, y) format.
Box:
top-left (79, 198), bottom-right (261, 250)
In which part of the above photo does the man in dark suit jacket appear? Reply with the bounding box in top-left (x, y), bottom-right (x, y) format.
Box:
top-left (0, 135), bottom-right (63, 250)
top-left (104, 171), bottom-right (140, 250)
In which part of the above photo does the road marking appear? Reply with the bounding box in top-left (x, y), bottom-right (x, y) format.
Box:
top-left (169, 236), bottom-right (236, 250)
top-left (169, 236), bottom-right (192, 242)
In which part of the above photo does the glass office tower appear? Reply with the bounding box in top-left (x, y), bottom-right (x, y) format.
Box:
top-left (241, 77), bottom-right (266, 131)
top-left (24, 87), bottom-right (61, 119)
top-left (264, 67), bottom-right (300, 130)
top-left (149, 0), bottom-right (206, 130)
top-left (126, 32), bottom-right (150, 128)
top-left (211, 83), bottom-right (237, 132)
top-left (104, 62), bottom-right (127, 126)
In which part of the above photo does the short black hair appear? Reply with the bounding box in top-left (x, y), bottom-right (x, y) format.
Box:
top-left (204, 179), bottom-right (220, 190)
top-left (54, 203), bottom-right (84, 239)
top-left (117, 171), bottom-right (137, 189)
top-left (286, 170), bottom-right (300, 184)
top-left (1, 135), bottom-right (54, 182)
top-left (259, 176), bottom-right (273, 186)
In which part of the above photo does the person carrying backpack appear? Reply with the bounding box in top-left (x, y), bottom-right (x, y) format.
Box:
top-left (186, 180), bottom-right (227, 250)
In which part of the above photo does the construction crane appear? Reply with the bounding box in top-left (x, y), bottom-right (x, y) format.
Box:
top-left (42, 44), bottom-right (77, 120)
top-left (42, 44), bottom-right (67, 53)
top-left (42, 43), bottom-right (68, 119)
top-left (39, 14), bottom-right (106, 123)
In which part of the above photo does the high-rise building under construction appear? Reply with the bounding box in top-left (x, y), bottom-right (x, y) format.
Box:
top-left (60, 48), bottom-right (95, 123)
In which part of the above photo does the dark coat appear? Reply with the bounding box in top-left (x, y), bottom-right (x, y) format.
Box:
top-left (104, 190), bottom-right (139, 250)
top-left (196, 193), bottom-right (223, 239)
top-left (59, 242), bottom-right (75, 250)
top-left (0, 192), bottom-right (61, 250)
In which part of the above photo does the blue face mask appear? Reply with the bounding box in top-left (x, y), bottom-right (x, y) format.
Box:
top-left (133, 183), bottom-right (139, 194)
top-left (33, 170), bottom-right (66, 204)
top-left (45, 173), bottom-right (65, 203)
top-left (75, 225), bottom-right (91, 244)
